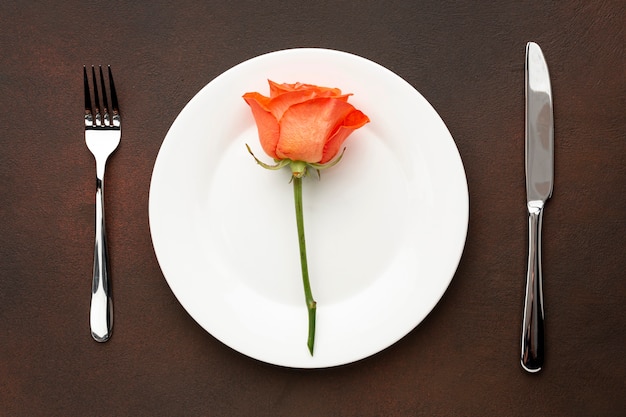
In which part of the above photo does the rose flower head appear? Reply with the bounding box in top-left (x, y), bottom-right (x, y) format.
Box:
top-left (243, 80), bottom-right (370, 177)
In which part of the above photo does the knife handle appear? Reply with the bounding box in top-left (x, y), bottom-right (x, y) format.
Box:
top-left (521, 201), bottom-right (545, 372)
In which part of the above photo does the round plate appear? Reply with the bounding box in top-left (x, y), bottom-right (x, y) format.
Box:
top-left (149, 48), bottom-right (468, 368)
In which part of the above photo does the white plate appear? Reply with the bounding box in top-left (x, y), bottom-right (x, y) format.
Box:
top-left (149, 48), bottom-right (468, 368)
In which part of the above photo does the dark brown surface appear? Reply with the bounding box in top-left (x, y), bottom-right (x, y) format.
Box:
top-left (1, 1), bottom-right (625, 416)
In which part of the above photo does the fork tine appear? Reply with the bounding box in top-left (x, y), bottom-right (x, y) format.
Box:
top-left (84, 66), bottom-right (93, 126)
top-left (99, 66), bottom-right (110, 126)
top-left (91, 66), bottom-right (102, 126)
top-left (107, 66), bottom-right (120, 118)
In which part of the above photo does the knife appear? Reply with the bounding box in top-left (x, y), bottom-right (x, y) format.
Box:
top-left (521, 42), bottom-right (554, 373)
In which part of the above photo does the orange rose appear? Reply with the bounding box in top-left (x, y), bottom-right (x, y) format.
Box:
top-left (243, 80), bottom-right (369, 167)
top-left (242, 80), bottom-right (369, 355)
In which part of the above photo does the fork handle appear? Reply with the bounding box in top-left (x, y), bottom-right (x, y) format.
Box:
top-left (521, 202), bottom-right (545, 372)
top-left (90, 177), bottom-right (113, 342)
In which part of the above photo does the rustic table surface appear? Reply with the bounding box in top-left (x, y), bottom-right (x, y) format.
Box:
top-left (1, 1), bottom-right (624, 416)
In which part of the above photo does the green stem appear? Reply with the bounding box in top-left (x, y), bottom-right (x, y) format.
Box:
top-left (293, 176), bottom-right (316, 355)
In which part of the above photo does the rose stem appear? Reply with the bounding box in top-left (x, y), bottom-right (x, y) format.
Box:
top-left (293, 176), bottom-right (316, 355)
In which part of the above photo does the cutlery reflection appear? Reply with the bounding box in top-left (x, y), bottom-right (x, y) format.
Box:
top-left (84, 65), bottom-right (121, 342)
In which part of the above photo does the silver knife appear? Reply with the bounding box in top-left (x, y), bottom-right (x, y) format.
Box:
top-left (521, 42), bottom-right (554, 373)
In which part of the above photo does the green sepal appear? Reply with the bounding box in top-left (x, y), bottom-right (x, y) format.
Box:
top-left (310, 147), bottom-right (346, 170)
top-left (246, 144), bottom-right (291, 171)
top-left (246, 145), bottom-right (347, 180)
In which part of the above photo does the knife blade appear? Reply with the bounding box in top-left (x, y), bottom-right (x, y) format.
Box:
top-left (521, 41), bottom-right (554, 373)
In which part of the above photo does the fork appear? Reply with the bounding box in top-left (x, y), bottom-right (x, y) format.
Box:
top-left (84, 65), bottom-right (120, 342)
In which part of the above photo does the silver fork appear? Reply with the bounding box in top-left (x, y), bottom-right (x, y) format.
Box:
top-left (84, 65), bottom-right (120, 342)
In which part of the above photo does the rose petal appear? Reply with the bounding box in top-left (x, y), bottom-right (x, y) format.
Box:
top-left (276, 98), bottom-right (359, 163)
top-left (320, 109), bottom-right (370, 163)
top-left (243, 93), bottom-right (280, 159)
top-left (269, 80), bottom-right (343, 98)
top-left (268, 90), bottom-right (321, 120)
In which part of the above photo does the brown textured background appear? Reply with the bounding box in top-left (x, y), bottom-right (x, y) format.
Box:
top-left (1, 1), bottom-right (625, 416)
